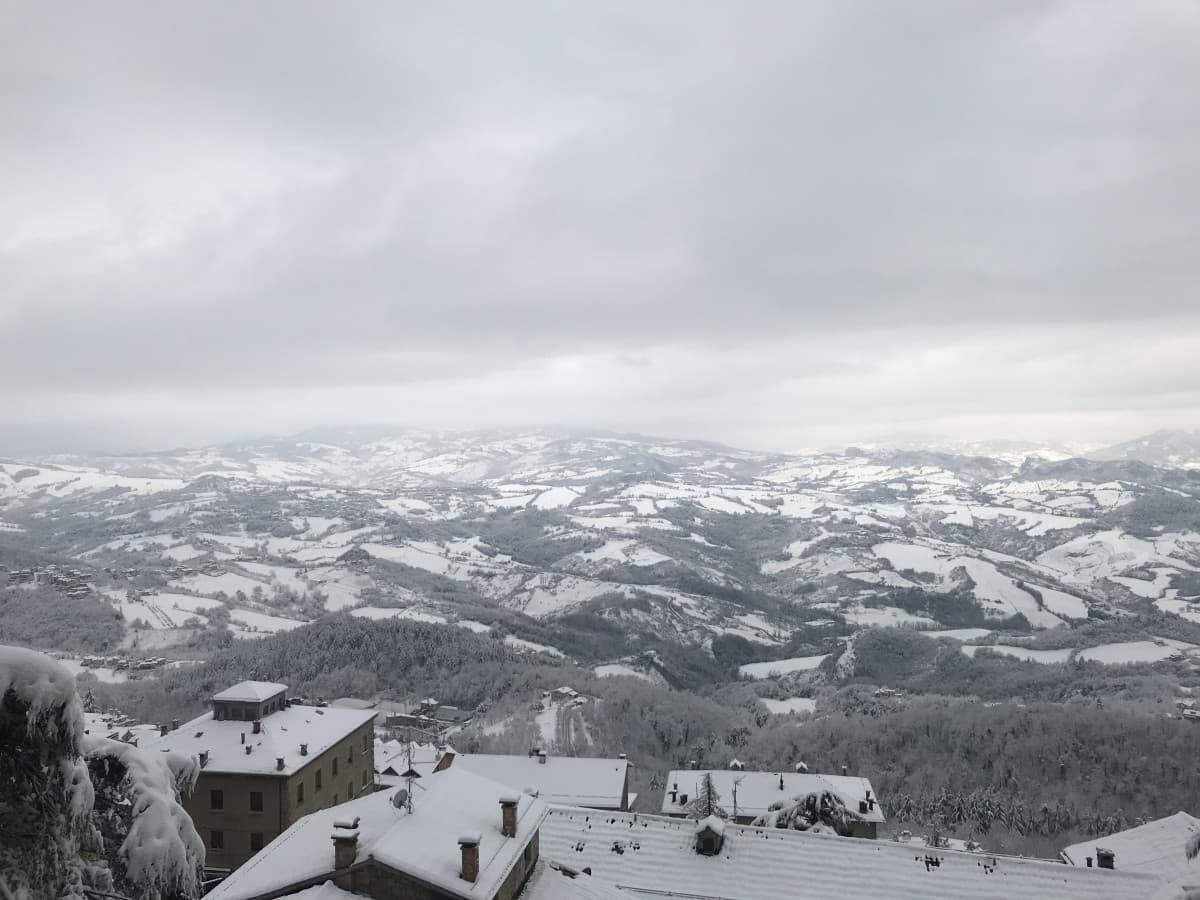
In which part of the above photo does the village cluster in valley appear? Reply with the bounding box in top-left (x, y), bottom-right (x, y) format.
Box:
top-left (74, 675), bottom-right (1195, 900)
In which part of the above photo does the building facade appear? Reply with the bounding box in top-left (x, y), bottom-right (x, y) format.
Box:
top-left (147, 680), bottom-right (377, 875)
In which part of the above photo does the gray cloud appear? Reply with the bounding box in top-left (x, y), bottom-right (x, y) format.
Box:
top-left (1, 1), bottom-right (1199, 450)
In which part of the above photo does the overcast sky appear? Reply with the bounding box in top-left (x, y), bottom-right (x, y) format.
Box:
top-left (2, 1), bottom-right (1199, 455)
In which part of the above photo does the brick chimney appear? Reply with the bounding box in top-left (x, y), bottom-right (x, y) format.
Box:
top-left (1096, 847), bottom-right (1115, 870)
top-left (458, 833), bottom-right (481, 882)
top-left (500, 796), bottom-right (519, 838)
top-left (434, 750), bottom-right (455, 773)
top-left (332, 817), bottom-right (360, 870)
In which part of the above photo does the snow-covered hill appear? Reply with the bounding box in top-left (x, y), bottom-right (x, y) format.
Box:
top-left (4, 429), bottom-right (1200, 662)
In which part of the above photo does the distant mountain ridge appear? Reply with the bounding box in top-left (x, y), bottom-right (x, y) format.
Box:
top-left (1089, 429), bottom-right (1200, 470)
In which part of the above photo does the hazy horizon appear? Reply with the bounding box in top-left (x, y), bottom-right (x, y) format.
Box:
top-left (1, 419), bottom-right (1194, 461)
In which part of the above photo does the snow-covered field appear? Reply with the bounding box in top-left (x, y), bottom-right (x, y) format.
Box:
top-left (738, 655), bottom-right (828, 679)
top-left (594, 664), bottom-right (655, 682)
top-left (760, 697), bottom-right (816, 715)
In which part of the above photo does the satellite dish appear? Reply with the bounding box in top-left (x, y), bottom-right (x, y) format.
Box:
top-left (392, 789), bottom-right (409, 809)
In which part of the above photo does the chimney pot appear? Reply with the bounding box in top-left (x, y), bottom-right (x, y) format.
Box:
top-left (241, 732), bottom-right (246, 745)
top-left (859, 800), bottom-right (869, 813)
top-left (841, 765), bottom-right (848, 776)
top-left (332, 826), bottom-right (359, 870)
top-left (159, 723), bottom-right (169, 736)
top-left (500, 796), bottom-right (519, 838)
top-left (171, 719), bottom-right (180, 731)
top-left (458, 834), bottom-right (481, 883)
top-left (199, 751), bottom-right (209, 768)
top-left (301, 743), bottom-right (309, 756)
top-left (276, 757), bottom-right (285, 771)
top-left (618, 753), bottom-right (627, 760)
top-left (245, 745), bottom-right (252, 755)
top-left (689, 760), bottom-right (698, 770)
top-left (1096, 848), bottom-right (1115, 870)
top-left (253, 720), bottom-right (262, 734)
top-left (537, 751), bottom-right (547, 765)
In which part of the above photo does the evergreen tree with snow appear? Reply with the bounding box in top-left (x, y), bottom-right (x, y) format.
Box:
top-left (1, 645), bottom-right (204, 900)
top-left (684, 772), bottom-right (729, 820)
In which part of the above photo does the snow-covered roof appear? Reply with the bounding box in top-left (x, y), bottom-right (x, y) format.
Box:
top-left (270, 859), bottom-right (626, 900)
top-left (517, 859), bottom-right (628, 900)
top-left (374, 739), bottom-right (452, 783)
top-left (212, 681), bottom-right (288, 702)
top-left (82, 711), bottom-right (160, 744)
top-left (661, 769), bottom-right (885, 822)
top-left (540, 807), bottom-right (1159, 900)
top-left (206, 767), bottom-right (549, 900)
top-left (145, 705), bottom-right (376, 776)
top-left (450, 753), bottom-right (628, 809)
top-left (1061, 811), bottom-right (1200, 881)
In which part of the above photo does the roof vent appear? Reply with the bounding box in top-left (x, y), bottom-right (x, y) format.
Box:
top-left (841, 765), bottom-right (848, 776)
top-left (1096, 848), bottom-right (1115, 870)
top-left (538, 751), bottom-right (548, 765)
top-left (276, 757), bottom-right (285, 771)
top-left (245, 745), bottom-right (252, 755)
top-left (300, 743), bottom-right (309, 756)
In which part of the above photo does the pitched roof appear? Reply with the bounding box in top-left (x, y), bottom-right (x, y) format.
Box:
top-left (213, 681), bottom-right (288, 702)
top-left (661, 769), bottom-right (885, 822)
top-left (206, 767), bottom-right (548, 900)
top-left (517, 859), bottom-right (628, 900)
top-left (451, 753), bottom-right (628, 808)
top-left (1061, 811), bottom-right (1200, 882)
top-left (270, 859), bottom-right (626, 900)
top-left (540, 807), bottom-right (1160, 900)
top-left (145, 704), bottom-right (375, 776)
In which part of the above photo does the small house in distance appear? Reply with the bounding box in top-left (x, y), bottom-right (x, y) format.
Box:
top-left (660, 766), bottom-right (885, 838)
top-left (145, 681), bottom-right (377, 877)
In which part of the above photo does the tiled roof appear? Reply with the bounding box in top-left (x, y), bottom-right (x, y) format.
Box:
top-left (451, 753), bottom-right (628, 809)
top-left (213, 681), bottom-right (288, 702)
top-left (540, 807), bottom-right (1160, 900)
top-left (145, 704), bottom-right (375, 776)
top-left (661, 769), bottom-right (885, 822)
top-left (206, 767), bottom-right (548, 900)
top-left (1061, 812), bottom-right (1200, 882)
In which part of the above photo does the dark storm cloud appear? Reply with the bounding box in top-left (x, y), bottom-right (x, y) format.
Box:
top-left (1, 1), bottom-right (1199, 447)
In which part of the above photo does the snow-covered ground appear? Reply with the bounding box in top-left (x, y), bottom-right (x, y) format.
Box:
top-left (738, 655), bottom-right (828, 679)
top-left (594, 664), bottom-right (655, 681)
top-left (504, 635), bottom-right (564, 657)
top-left (760, 697), bottom-right (816, 715)
top-left (961, 644), bottom-right (1075, 664)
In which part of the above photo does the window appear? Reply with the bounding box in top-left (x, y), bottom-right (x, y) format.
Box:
top-left (347, 745), bottom-right (353, 763)
top-left (250, 833), bottom-right (264, 853)
top-left (297, 782), bottom-right (305, 804)
top-left (315, 768), bottom-right (323, 791)
top-left (332, 757), bottom-right (339, 777)
top-left (347, 780), bottom-right (353, 799)
top-left (210, 830), bottom-right (224, 851)
top-left (210, 789), bottom-right (224, 811)
top-left (249, 791), bottom-right (263, 813)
